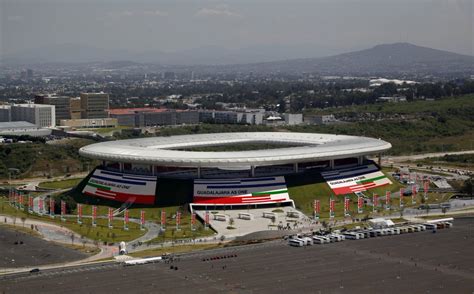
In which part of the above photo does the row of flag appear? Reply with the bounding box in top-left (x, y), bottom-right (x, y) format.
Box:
top-left (7, 190), bottom-right (203, 231)
top-left (314, 181), bottom-right (430, 219)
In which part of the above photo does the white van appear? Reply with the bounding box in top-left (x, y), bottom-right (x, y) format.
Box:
top-left (343, 232), bottom-right (360, 240)
top-left (424, 223), bottom-right (436, 230)
top-left (289, 239), bottom-right (304, 247)
top-left (294, 237), bottom-right (312, 246)
top-left (312, 236), bottom-right (326, 244)
top-left (399, 227), bottom-right (408, 234)
top-left (329, 234), bottom-right (344, 242)
top-left (303, 237), bottom-right (314, 245)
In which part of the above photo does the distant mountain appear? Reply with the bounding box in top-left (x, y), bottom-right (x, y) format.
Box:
top-left (1, 43), bottom-right (342, 65)
top-left (225, 43), bottom-right (474, 75)
top-left (2, 42), bottom-right (473, 76)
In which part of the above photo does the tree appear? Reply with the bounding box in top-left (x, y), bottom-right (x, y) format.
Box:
top-left (460, 177), bottom-right (473, 197)
top-left (21, 217), bottom-right (26, 227)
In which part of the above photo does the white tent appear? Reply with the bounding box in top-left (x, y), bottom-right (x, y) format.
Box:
top-left (369, 218), bottom-right (395, 228)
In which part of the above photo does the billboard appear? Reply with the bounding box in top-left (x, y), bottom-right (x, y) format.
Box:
top-left (322, 164), bottom-right (392, 195)
top-left (193, 176), bottom-right (290, 205)
top-left (83, 169), bottom-right (157, 205)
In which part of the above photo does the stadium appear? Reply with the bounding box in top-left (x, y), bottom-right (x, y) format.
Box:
top-left (78, 132), bottom-right (392, 209)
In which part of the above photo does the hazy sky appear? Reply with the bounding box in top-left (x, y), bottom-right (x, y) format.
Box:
top-left (1, 0), bottom-right (473, 57)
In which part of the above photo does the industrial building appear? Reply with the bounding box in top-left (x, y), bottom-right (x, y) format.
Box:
top-left (10, 104), bottom-right (56, 128)
top-left (80, 92), bottom-right (109, 119)
top-left (0, 121), bottom-right (52, 137)
top-left (199, 110), bottom-right (263, 125)
top-left (34, 94), bottom-right (72, 123)
top-left (109, 108), bottom-right (199, 127)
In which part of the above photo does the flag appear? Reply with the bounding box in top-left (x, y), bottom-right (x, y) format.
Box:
top-left (61, 201), bottom-right (66, 221)
top-left (29, 195), bottom-right (33, 213)
top-left (400, 188), bottom-right (404, 208)
top-left (124, 209), bottom-right (129, 230)
top-left (357, 195), bottom-right (363, 214)
top-left (344, 197), bottom-right (350, 216)
top-left (140, 210), bottom-right (145, 230)
top-left (314, 199), bottom-right (320, 219)
top-left (176, 211), bottom-right (181, 230)
top-left (39, 198), bottom-right (44, 214)
top-left (49, 198), bottom-right (55, 217)
top-left (385, 191), bottom-right (391, 210)
top-left (329, 198), bottom-right (335, 218)
top-left (373, 194), bottom-right (378, 212)
top-left (92, 205), bottom-right (97, 226)
top-left (160, 210), bottom-right (166, 229)
top-left (412, 185), bottom-right (417, 204)
top-left (191, 212), bottom-right (196, 231)
top-left (108, 207), bottom-right (113, 228)
top-left (205, 211), bottom-right (210, 229)
top-left (77, 204), bottom-right (83, 224)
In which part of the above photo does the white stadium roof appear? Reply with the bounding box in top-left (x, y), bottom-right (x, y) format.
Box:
top-left (79, 132), bottom-right (391, 168)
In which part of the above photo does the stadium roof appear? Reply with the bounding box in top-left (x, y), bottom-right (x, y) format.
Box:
top-left (79, 132), bottom-right (391, 168)
top-left (0, 121), bottom-right (37, 129)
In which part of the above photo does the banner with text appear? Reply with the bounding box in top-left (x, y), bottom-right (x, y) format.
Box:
top-left (83, 169), bottom-right (157, 205)
top-left (193, 176), bottom-right (290, 205)
top-left (322, 164), bottom-right (392, 195)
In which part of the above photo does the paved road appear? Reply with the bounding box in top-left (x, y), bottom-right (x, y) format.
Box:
top-left (1, 217), bottom-right (473, 293)
top-left (385, 150), bottom-right (474, 162)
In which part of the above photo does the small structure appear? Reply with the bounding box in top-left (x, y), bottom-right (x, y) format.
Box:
top-left (262, 212), bottom-right (276, 219)
top-left (368, 218), bottom-right (395, 228)
top-left (213, 214), bottom-right (227, 221)
top-left (238, 212), bottom-right (253, 220)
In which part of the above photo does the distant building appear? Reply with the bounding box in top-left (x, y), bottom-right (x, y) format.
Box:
top-left (376, 95), bottom-right (407, 103)
top-left (80, 92), bottom-right (109, 119)
top-left (109, 108), bottom-right (199, 127)
top-left (11, 104), bottom-right (55, 128)
top-left (284, 113), bottom-right (303, 125)
top-left (35, 94), bottom-right (72, 123)
top-left (305, 114), bottom-right (337, 125)
top-left (70, 97), bottom-right (82, 119)
top-left (26, 69), bottom-right (34, 79)
top-left (199, 110), bottom-right (263, 125)
top-left (0, 105), bottom-right (12, 122)
top-left (59, 118), bottom-right (117, 128)
top-left (0, 121), bottom-right (52, 137)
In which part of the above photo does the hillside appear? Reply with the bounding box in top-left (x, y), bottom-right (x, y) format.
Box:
top-left (223, 43), bottom-right (474, 75)
top-left (296, 94), bottom-right (474, 155)
top-left (0, 139), bottom-right (97, 179)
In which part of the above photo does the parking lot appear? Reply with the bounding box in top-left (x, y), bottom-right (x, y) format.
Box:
top-left (0, 226), bottom-right (86, 268)
top-left (1, 217), bottom-right (473, 293)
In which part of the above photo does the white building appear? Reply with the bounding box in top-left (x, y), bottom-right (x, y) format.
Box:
top-left (11, 104), bottom-right (56, 128)
top-left (0, 105), bottom-right (12, 122)
top-left (284, 113), bottom-right (303, 125)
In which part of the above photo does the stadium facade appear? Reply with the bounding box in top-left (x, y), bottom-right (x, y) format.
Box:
top-left (78, 132), bottom-right (392, 209)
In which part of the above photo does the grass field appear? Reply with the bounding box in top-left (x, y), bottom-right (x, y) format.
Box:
top-left (0, 198), bottom-right (147, 243)
top-left (71, 204), bottom-right (216, 241)
top-left (39, 178), bottom-right (83, 189)
top-left (287, 169), bottom-right (408, 219)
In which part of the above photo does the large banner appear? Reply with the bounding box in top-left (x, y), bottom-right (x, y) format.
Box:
top-left (83, 169), bottom-right (157, 205)
top-left (193, 176), bottom-right (290, 205)
top-left (322, 164), bottom-right (392, 195)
